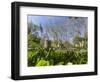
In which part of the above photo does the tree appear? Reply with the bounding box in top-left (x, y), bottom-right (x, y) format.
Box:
top-left (28, 21), bottom-right (41, 36)
top-left (28, 33), bottom-right (40, 48)
top-left (28, 21), bottom-right (33, 34)
top-left (73, 34), bottom-right (88, 49)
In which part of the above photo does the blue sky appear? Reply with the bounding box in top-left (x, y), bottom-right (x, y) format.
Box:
top-left (28, 15), bottom-right (68, 26)
top-left (27, 15), bottom-right (69, 40)
top-left (27, 15), bottom-right (87, 42)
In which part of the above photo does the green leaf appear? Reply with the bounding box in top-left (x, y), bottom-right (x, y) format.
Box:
top-left (36, 60), bottom-right (50, 66)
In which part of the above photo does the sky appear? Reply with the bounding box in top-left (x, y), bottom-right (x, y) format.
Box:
top-left (27, 15), bottom-right (87, 42)
top-left (28, 15), bottom-right (68, 26)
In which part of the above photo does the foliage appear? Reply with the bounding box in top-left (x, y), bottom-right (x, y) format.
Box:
top-left (73, 34), bottom-right (87, 49)
top-left (28, 21), bottom-right (40, 34)
top-left (28, 33), bottom-right (40, 48)
top-left (36, 60), bottom-right (50, 66)
top-left (28, 47), bottom-right (87, 66)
